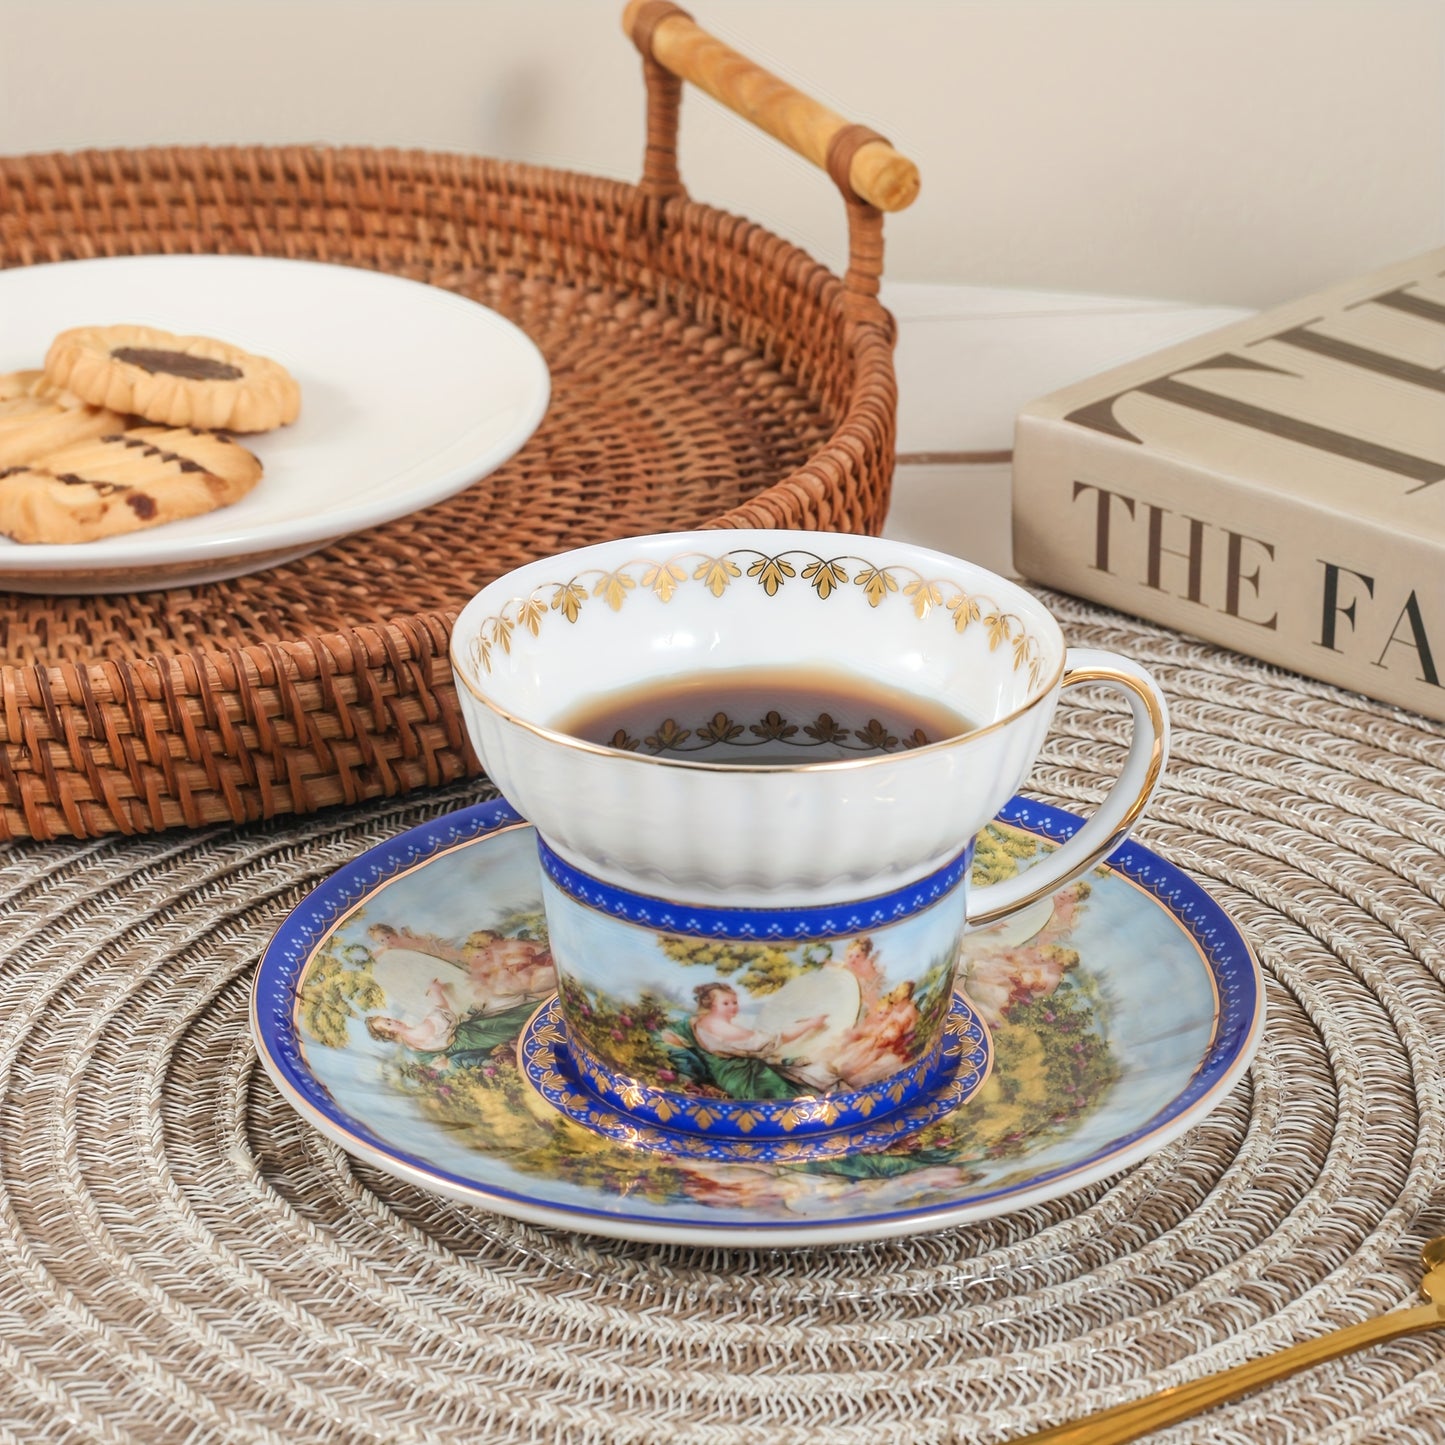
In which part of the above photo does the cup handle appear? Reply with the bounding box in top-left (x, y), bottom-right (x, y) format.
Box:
top-left (966, 647), bottom-right (1171, 929)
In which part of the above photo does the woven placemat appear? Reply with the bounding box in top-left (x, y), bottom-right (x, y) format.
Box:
top-left (0, 593), bottom-right (1441, 1444)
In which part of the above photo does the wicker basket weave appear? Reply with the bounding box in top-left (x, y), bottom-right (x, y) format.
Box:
top-left (0, 3), bottom-right (918, 841)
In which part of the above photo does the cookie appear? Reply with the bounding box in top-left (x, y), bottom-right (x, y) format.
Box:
top-left (43, 324), bottom-right (300, 433)
top-left (0, 370), bottom-right (54, 403)
top-left (0, 426), bottom-right (263, 544)
top-left (0, 369), bottom-right (128, 469)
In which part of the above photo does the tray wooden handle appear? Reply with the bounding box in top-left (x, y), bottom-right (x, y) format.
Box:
top-left (622, 0), bottom-right (920, 212)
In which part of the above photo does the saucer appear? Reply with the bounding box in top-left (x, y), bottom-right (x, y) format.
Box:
top-left (252, 798), bottom-right (1265, 1248)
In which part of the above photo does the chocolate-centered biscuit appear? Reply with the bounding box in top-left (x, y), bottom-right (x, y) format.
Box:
top-left (110, 347), bottom-right (244, 382)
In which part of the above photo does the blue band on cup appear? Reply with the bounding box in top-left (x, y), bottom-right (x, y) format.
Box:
top-left (535, 840), bottom-right (971, 942)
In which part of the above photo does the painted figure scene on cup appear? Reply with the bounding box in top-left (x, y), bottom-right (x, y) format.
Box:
top-left (558, 930), bottom-right (956, 1102)
top-left (293, 823), bottom-right (1119, 1222)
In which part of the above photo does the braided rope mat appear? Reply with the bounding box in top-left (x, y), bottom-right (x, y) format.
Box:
top-left (0, 594), bottom-right (1441, 1444)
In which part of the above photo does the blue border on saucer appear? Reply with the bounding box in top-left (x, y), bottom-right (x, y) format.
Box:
top-left (251, 795), bottom-right (1263, 1238)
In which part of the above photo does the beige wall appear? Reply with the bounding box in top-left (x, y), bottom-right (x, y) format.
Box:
top-left (2, 0), bottom-right (1441, 308)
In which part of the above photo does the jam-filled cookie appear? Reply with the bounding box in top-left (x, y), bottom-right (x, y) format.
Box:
top-left (43, 324), bottom-right (301, 433)
top-left (0, 369), bottom-right (127, 468)
top-left (0, 426), bottom-right (263, 544)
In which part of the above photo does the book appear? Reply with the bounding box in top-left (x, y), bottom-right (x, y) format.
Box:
top-left (1011, 247), bottom-right (1445, 722)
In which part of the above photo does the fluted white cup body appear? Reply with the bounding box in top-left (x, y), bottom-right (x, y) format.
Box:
top-left (452, 530), bottom-right (1089, 908)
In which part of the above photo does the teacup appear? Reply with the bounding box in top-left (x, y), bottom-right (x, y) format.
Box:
top-left (450, 529), bottom-right (1169, 1143)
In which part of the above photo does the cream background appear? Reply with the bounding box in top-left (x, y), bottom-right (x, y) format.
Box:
top-left (2, 0), bottom-right (1442, 309)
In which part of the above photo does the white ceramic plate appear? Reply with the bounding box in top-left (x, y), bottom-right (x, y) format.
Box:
top-left (0, 254), bottom-right (550, 593)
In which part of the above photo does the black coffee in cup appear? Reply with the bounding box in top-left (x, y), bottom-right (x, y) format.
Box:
top-left (553, 663), bottom-right (975, 764)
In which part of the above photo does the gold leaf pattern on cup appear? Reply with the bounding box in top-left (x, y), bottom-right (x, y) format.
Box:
top-left (466, 548), bottom-right (1046, 690)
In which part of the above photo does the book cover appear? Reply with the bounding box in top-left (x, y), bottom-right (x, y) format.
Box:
top-left (1011, 247), bottom-right (1445, 722)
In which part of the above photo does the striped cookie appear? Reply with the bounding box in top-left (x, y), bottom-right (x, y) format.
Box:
top-left (0, 426), bottom-right (263, 545)
top-left (0, 369), bottom-right (127, 469)
top-left (43, 324), bottom-right (301, 433)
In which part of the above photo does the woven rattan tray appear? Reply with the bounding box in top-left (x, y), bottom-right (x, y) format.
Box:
top-left (0, 1), bottom-right (919, 841)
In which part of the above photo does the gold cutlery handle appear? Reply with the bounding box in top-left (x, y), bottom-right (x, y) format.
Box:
top-left (1020, 1304), bottom-right (1445, 1444)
